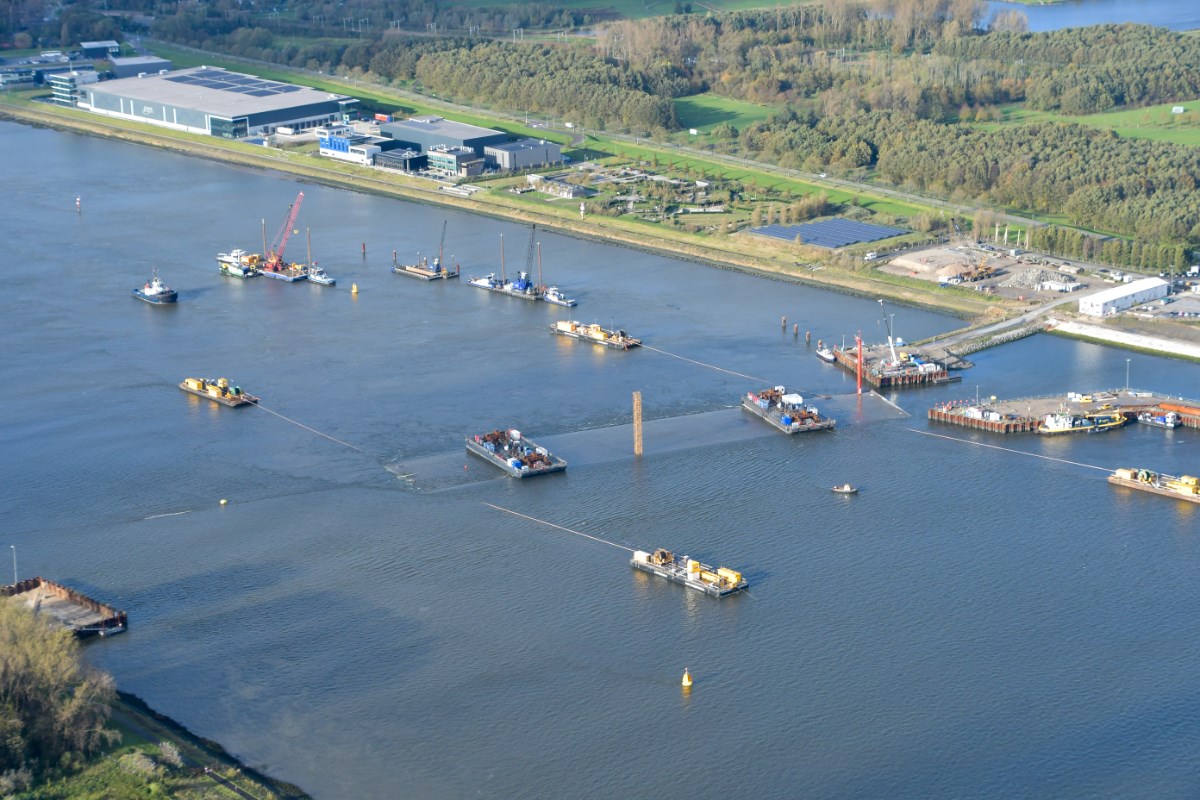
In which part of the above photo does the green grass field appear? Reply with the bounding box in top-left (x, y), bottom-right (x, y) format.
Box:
top-left (673, 93), bottom-right (774, 132)
top-left (978, 99), bottom-right (1200, 147)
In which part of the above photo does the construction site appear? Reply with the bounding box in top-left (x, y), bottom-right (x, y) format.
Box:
top-left (928, 390), bottom-right (1200, 435)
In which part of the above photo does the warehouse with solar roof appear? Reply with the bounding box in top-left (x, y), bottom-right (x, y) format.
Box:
top-left (81, 65), bottom-right (357, 138)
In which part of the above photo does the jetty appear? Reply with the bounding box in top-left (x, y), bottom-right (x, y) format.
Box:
top-left (2, 577), bottom-right (127, 637)
top-left (928, 389), bottom-right (1200, 435)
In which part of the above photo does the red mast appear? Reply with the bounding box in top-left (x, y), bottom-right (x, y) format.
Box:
top-left (856, 332), bottom-right (863, 395)
top-left (265, 191), bottom-right (305, 270)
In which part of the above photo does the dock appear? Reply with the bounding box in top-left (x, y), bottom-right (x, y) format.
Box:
top-left (928, 389), bottom-right (1200, 434)
top-left (2, 577), bottom-right (127, 637)
top-left (832, 344), bottom-right (962, 389)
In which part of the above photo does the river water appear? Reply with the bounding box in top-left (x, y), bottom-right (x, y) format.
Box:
top-left (986, 0), bottom-right (1200, 32)
top-left (3, 119), bottom-right (1200, 798)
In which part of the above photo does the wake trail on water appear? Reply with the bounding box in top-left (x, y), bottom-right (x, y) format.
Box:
top-left (907, 428), bottom-right (1112, 472)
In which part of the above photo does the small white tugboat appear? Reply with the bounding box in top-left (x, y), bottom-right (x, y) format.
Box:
top-left (132, 269), bottom-right (178, 304)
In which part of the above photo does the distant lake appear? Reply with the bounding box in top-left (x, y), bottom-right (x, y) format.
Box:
top-left (986, 0), bottom-right (1200, 31)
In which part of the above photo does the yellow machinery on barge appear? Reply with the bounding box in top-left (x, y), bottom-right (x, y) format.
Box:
top-left (631, 548), bottom-right (747, 597)
top-left (1108, 468), bottom-right (1200, 504)
top-left (551, 320), bottom-right (641, 350)
top-left (179, 377), bottom-right (258, 407)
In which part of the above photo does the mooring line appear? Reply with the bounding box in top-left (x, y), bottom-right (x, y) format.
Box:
top-left (143, 510), bottom-right (193, 520)
top-left (255, 403), bottom-right (369, 454)
top-left (907, 428), bottom-right (1111, 472)
top-left (871, 391), bottom-right (910, 417)
top-left (485, 503), bottom-right (634, 552)
top-left (639, 344), bottom-right (829, 398)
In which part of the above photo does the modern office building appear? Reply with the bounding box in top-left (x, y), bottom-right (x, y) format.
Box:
top-left (81, 65), bottom-right (357, 138)
top-left (484, 138), bottom-right (563, 171)
top-left (379, 115), bottom-right (507, 156)
top-left (47, 69), bottom-right (99, 107)
top-left (426, 145), bottom-right (484, 177)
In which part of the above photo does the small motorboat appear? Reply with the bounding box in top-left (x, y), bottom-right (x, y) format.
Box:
top-left (831, 483), bottom-right (858, 494)
top-left (816, 347), bottom-right (836, 364)
top-left (132, 269), bottom-right (178, 304)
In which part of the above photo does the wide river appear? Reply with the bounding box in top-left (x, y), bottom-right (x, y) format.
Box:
top-left (986, 0), bottom-right (1200, 31)
top-left (3, 119), bottom-right (1200, 799)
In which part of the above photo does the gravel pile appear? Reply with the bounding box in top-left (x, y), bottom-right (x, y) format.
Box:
top-left (999, 268), bottom-right (1069, 289)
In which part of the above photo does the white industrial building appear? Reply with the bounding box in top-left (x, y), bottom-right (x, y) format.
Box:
top-left (1078, 277), bottom-right (1169, 316)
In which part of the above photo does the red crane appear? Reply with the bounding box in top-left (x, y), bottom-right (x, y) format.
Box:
top-left (264, 191), bottom-right (304, 270)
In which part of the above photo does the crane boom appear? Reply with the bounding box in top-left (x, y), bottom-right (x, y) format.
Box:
top-left (267, 191), bottom-right (304, 268)
top-left (524, 224), bottom-right (536, 274)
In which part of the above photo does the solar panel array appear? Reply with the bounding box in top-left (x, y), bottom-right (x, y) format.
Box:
top-left (165, 68), bottom-right (301, 97)
top-left (751, 219), bottom-right (907, 248)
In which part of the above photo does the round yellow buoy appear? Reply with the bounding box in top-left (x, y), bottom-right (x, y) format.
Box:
top-left (351, 283), bottom-right (358, 295)
top-left (219, 499), bottom-right (228, 506)
top-left (681, 668), bottom-right (692, 689)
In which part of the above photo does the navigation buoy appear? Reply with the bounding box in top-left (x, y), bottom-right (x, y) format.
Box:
top-left (219, 499), bottom-right (228, 506)
top-left (681, 668), bottom-right (692, 689)
top-left (351, 283), bottom-right (358, 295)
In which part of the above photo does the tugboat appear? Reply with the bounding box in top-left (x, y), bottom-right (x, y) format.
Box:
top-left (550, 320), bottom-right (641, 350)
top-left (1037, 411), bottom-right (1126, 435)
top-left (132, 269), bottom-right (178, 304)
top-left (216, 249), bottom-right (261, 278)
top-left (630, 549), bottom-right (747, 598)
top-left (742, 387), bottom-right (836, 434)
top-left (1137, 410), bottom-right (1180, 429)
top-left (179, 377), bottom-right (257, 407)
top-left (465, 429), bottom-right (567, 478)
top-left (307, 264), bottom-right (336, 286)
top-left (543, 287), bottom-right (578, 307)
top-left (816, 346), bottom-right (836, 364)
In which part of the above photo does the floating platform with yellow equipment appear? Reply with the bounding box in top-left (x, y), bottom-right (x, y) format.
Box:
top-left (1108, 468), bottom-right (1200, 504)
top-left (179, 377), bottom-right (258, 407)
top-left (631, 549), bottom-right (747, 598)
top-left (551, 320), bottom-right (641, 350)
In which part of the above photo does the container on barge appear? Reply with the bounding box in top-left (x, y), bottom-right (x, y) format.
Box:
top-left (1108, 468), bottom-right (1200, 504)
top-left (742, 387), bottom-right (835, 434)
top-left (466, 429), bottom-right (566, 478)
top-left (630, 549), bottom-right (747, 598)
top-left (1, 577), bottom-right (127, 637)
top-left (179, 377), bottom-right (258, 407)
top-left (550, 320), bottom-right (640, 350)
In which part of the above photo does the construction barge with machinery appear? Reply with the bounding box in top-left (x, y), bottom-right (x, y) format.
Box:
top-left (1108, 468), bottom-right (1200, 504)
top-left (742, 387), bottom-right (835, 434)
top-left (392, 221), bottom-right (460, 280)
top-left (466, 429), bottom-right (567, 478)
top-left (928, 390), bottom-right (1200, 435)
top-left (630, 549), bottom-right (748, 598)
top-left (2, 577), bottom-right (127, 637)
top-left (179, 377), bottom-right (258, 407)
top-left (551, 321), bottom-right (641, 350)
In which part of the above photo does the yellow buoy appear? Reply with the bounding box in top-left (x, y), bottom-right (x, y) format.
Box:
top-left (681, 668), bottom-right (692, 688)
top-left (219, 499), bottom-right (228, 506)
top-left (351, 283), bottom-right (358, 295)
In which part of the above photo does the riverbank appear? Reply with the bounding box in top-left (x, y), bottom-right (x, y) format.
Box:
top-left (1048, 318), bottom-right (1200, 362)
top-left (0, 95), bottom-right (999, 322)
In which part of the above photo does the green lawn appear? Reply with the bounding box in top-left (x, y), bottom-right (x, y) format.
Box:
top-left (977, 99), bottom-right (1200, 147)
top-left (674, 93), bottom-right (774, 132)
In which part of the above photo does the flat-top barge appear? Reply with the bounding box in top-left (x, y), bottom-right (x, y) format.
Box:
top-left (179, 377), bottom-right (258, 407)
top-left (2, 577), bottom-right (127, 637)
top-left (1108, 468), bottom-right (1200, 504)
top-left (631, 549), bottom-right (747, 598)
top-left (466, 429), bottom-right (567, 478)
top-left (742, 387), bottom-right (835, 434)
top-left (551, 320), bottom-right (641, 350)
top-left (393, 254), bottom-right (459, 281)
